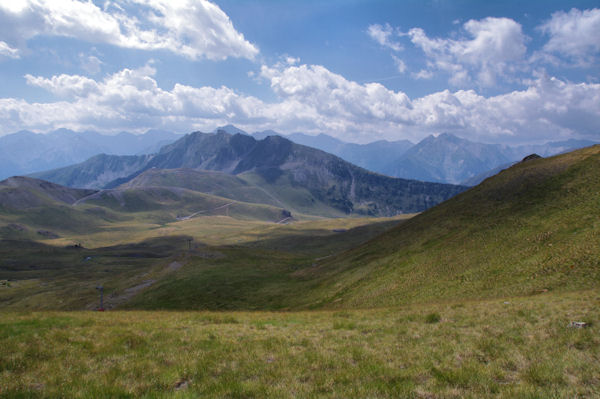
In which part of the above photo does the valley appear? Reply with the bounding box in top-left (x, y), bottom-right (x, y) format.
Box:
top-left (0, 143), bottom-right (598, 397)
top-left (2, 1), bottom-right (599, 396)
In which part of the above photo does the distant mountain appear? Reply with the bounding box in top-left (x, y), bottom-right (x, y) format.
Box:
top-left (31, 154), bottom-right (154, 189)
top-left (213, 126), bottom-right (597, 185)
top-left (219, 126), bottom-right (414, 176)
top-left (214, 124), bottom-right (249, 136)
top-left (0, 129), bottom-right (180, 180)
top-left (33, 130), bottom-right (466, 217)
top-left (460, 162), bottom-right (515, 186)
top-left (382, 133), bottom-right (512, 184)
top-left (284, 133), bottom-right (413, 174)
top-left (382, 133), bottom-right (598, 185)
top-left (508, 139), bottom-right (599, 159)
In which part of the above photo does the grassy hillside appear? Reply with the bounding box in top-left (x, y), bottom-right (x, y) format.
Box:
top-left (296, 145), bottom-right (600, 308)
top-left (0, 175), bottom-right (307, 243)
top-left (2, 146), bottom-right (598, 313)
top-left (1, 147), bottom-right (599, 398)
top-left (77, 186), bottom-right (293, 224)
top-left (116, 146), bottom-right (600, 311)
top-left (0, 210), bottom-right (407, 311)
top-left (120, 168), bottom-right (281, 207)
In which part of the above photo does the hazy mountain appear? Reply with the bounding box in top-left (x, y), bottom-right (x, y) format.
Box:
top-left (0, 129), bottom-right (180, 180)
top-left (31, 154), bottom-right (154, 189)
top-left (214, 124), bottom-right (249, 136)
top-left (33, 130), bottom-right (467, 216)
top-left (214, 125), bottom-right (597, 185)
top-left (382, 133), bottom-right (598, 185)
top-left (508, 139), bottom-right (599, 159)
top-left (218, 126), bottom-right (413, 176)
top-left (284, 133), bottom-right (413, 174)
top-left (381, 133), bottom-right (511, 184)
top-left (460, 162), bottom-right (515, 186)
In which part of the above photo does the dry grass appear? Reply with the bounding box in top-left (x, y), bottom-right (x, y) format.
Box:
top-left (1, 290), bottom-right (598, 398)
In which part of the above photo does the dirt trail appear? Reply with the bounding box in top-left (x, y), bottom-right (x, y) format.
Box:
top-left (176, 202), bottom-right (234, 221)
top-left (86, 258), bottom-right (188, 310)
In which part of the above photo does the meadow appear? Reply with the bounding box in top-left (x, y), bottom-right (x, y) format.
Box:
top-left (1, 146), bottom-right (599, 397)
top-left (1, 290), bottom-right (598, 398)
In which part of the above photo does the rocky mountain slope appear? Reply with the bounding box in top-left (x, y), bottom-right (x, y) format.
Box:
top-left (33, 131), bottom-right (466, 216)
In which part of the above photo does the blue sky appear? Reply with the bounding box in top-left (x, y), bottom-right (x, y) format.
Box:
top-left (0, 0), bottom-right (599, 144)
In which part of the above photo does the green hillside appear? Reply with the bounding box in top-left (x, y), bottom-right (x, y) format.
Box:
top-left (77, 186), bottom-right (292, 224)
top-left (2, 147), bottom-right (599, 398)
top-left (0, 176), bottom-right (305, 245)
top-left (120, 168), bottom-right (280, 207)
top-left (123, 146), bottom-right (600, 310)
top-left (297, 145), bottom-right (600, 308)
top-left (3, 146), bottom-right (598, 312)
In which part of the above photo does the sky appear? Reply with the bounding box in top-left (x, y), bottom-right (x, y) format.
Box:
top-left (0, 0), bottom-right (599, 145)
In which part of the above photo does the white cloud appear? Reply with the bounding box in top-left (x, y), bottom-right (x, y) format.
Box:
top-left (7, 64), bottom-right (267, 134)
top-left (538, 8), bottom-right (600, 66)
top-left (367, 23), bottom-right (403, 52)
top-left (392, 55), bottom-right (407, 73)
top-left (25, 73), bottom-right (101, 98)
top-left (79, 53), bottom-right (103, 75)
top-left (408, 17), bottom-right (527, 87)
top-left (0, 0), bottom-right (258, 61)
top-left (0, 40), bottom-right (19, 58)
top-left (0, 63), bottom-right (598, 145)
top-left (413, 69), bottom-right (433, 80)
top-left (260, 63), bottom-right (600, 143)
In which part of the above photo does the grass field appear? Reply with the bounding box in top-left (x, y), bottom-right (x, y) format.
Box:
top-left (1, 147), bottom-right (599, 397)
top-left (1, 290), bottom-right (598, 398)
top-left (0, 215), bottom-right (409, 311)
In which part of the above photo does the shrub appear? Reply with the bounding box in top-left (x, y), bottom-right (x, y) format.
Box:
top-left (425, 312), bottom-right (441, 324)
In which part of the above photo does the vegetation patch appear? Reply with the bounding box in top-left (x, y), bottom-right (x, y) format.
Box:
top-left (0, 291), bottom-right (597, 397)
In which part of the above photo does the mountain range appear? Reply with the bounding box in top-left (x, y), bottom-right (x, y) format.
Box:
top-left (0, 128), bottom-right (181, 180)
top-left (1, 125), bottom-right (595, 185)
top-left (31, 130), bottom-right (466, 217)
top-left (218, 125), bottom-right (597, 185)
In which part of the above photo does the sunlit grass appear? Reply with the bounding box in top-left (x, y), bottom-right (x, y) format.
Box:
top-left (1, 291), bottom-right (598, 398)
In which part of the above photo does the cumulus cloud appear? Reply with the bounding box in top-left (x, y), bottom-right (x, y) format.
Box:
top-left (408, 17), bottom-right (527, 87)
top-left (260, 63), bottom-right (600, 143)
top-left (1, 63), bottom-right (598, 145)
top-left (25, 73), bottom-right (101, 98)
top-left (11, 64), bottom-right (267, 133)
top-left (538, 8), bottom-right (600, 66)
top-left (367, 23), bottom-right (403, 52)
top-left (0, 0), bottom-right (258, 60)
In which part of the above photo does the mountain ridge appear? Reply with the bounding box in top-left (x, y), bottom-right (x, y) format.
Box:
top-left (32, 130), bottom-right (467, 217)
top-left (216, 125), bottom-right (598, 184)
top-left (0, 129), bottom-right (181, 180)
